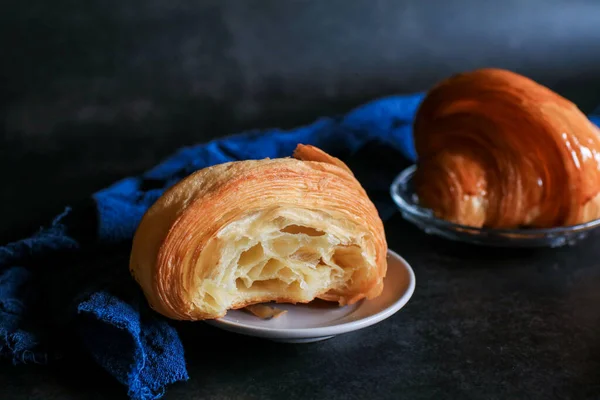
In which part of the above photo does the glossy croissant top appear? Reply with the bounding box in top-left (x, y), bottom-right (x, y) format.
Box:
top-left (413, 68), bottom-right (600, 229)
top-left (129, 144), bottom-right (387, 320)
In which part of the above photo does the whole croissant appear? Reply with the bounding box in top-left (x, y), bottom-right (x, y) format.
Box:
top-left (129, 144), bottom-right (387, 320)
top-left (413, 68), bottom-right (600, 229)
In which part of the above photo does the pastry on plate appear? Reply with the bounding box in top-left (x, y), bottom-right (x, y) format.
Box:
top-left (413, 68), bottom-right (600, 228)
top-left (129, 144), bottom-right (387, 320)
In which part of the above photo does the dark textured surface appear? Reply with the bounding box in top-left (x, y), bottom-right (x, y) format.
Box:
top-left (3, 0), bottom-right (600, 398)
top-left (2, 213), bottom-right (600, 399)
top-left (3, 0), bottom-right (600, 243)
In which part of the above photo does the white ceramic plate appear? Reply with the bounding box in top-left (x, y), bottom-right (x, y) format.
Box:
top-left (205, 250), bottom-right (416, 343)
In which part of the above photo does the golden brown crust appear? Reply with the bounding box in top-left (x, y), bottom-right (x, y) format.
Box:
top-left (129, 144), bottom-right (387, 320)
top-left (413, 68), bottom-right (600, 228)
top-left (244, 304), bottom-right (287, 319)
top-left (293, 144), bottom-right (355, 175)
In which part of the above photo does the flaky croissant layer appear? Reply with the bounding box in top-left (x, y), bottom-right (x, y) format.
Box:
top-left (414, 68), bottom-right (600, 229)
top-left (129, 144), bottom-right (387, 320)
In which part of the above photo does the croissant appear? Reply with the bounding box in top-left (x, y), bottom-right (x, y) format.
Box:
top-left (129, 144), bottom-right (387, 320)
top-left (413, 68), bottom-right (600, 229)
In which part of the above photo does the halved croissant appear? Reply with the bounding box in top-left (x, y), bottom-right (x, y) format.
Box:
top-left (413, 68), bottom-right (600, 228)
top-left (129, 144), bottom-right (387, 320)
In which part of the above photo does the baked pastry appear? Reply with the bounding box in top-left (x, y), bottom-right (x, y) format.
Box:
top-left (129, 144), bottom-right (387, 320)
top-left (413, 68), bottom-right (600, 229)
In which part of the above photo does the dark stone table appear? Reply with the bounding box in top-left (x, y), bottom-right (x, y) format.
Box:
top-left (3, 2), bottom-right (600, 397)
top-left (2, 212), bottom-right (600, 400)
top-left (2, 85), bottom-right (600, 400)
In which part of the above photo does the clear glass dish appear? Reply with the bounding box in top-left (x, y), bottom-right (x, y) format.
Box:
top-left (390, 165), bottom-right (600, 248)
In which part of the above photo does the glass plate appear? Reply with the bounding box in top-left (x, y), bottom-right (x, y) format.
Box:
top-left (390, 165), bottom-right (600, 248)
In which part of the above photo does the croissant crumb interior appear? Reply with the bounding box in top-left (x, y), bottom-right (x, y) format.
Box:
top-left (197, 207), bottom-right (371, 315)
top-left (129, 144), bottom-right (387, 321)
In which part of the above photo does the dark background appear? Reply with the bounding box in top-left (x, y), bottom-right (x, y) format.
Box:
top-left (3, 1), bottom-right (600, 399)
top-left (3, 0), bottom-right (600, 243)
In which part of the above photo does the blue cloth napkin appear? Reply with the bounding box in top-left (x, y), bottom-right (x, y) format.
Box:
top-left (0, 94), bottom-right (424, 399)
top-left (3, 92), bottom-right (600, 399)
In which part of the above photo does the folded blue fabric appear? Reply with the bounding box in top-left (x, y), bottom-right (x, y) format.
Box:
top-left (3, 92), bottom-right (600, 399)
top-left (0, 94), bottom-right (424, 399)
